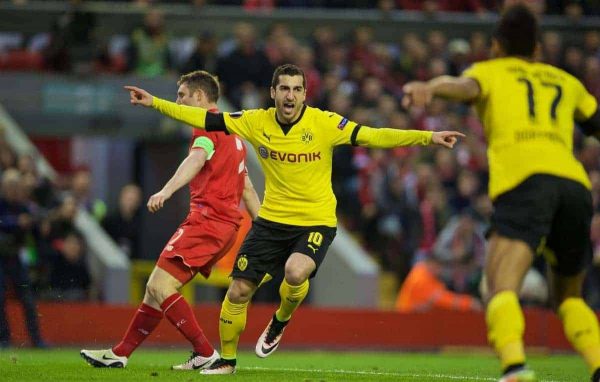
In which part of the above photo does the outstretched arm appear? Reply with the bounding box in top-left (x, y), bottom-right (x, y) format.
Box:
top-left (125, 86), bottom-right (210, 130)
top-left (242, 174), bottom-right (261, 220)
top-left (402, 76), bottom-right (481, 109)
top-left (147, 149), bottom-right (207, 213)
top-left (355, 126), bottom-right (465, 149)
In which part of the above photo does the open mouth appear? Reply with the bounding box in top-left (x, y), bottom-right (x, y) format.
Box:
top-left (283, 102), bottom-right (295, 113)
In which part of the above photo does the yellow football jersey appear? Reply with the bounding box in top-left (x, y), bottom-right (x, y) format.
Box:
top-left (223, 106), bottom-right (360, 227)
top-left (462, 57), bottom-right (598, 200)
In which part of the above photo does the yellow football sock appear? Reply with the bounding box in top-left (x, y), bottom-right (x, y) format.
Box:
top-left (219, 295), bottom-right (248, 360)
top-left (558, 298), bottom-right (600, 373)
top-left (275, 279), bottom-right (309, 322)
top-left (486, 290), bottom-right (526, 370)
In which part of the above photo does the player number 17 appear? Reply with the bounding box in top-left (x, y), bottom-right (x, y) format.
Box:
top-left (517, 77), bottom-right (562, 122)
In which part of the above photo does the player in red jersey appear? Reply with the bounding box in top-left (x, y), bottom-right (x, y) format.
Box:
top-left (81, 70), bottom-right (260, 371)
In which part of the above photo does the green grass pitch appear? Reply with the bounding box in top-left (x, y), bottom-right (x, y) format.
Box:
top-left (0, 348), bottom-right (589, 381)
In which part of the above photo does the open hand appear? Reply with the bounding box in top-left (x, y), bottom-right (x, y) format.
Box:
top-left (432, 131), bottom-right (466, 149)
top-left (124, 86), bottom-right (153, 107)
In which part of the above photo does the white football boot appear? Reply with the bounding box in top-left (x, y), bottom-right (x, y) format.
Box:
top-left (80, 348), bottom-right (128, 368)
top-left (171, 349), bottom-right (219, 370)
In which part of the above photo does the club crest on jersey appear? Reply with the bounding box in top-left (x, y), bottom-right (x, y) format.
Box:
top-left (258, 146), bottom-right (269, 158)
top-left (229, 111), bottom-right (244, 119)
top-left (237, 255), bottom-right (248, 271)
top-left (301, 129), bottom-right (313, 144)
top-left (337, 118), bottom-right (349, 130)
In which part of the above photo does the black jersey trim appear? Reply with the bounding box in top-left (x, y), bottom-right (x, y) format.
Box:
top-left (350, 124), bottom-right (363, 146)
top-left (205, 112), bottom-right (229, 134)
top-left (579, 108), bottom-right (600, 137)
top-left (276, 104), bottom-right (307, 135)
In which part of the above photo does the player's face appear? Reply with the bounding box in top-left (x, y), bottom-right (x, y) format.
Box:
top-left (176, 84), bottom-right (195, 106)
top-left (176, 83), bottom-right (209, 108)
top-left (271, 75), bottom-right (306, 123)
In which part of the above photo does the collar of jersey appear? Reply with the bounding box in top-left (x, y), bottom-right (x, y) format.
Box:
top-left (275, 104), bottom-right (307, 136)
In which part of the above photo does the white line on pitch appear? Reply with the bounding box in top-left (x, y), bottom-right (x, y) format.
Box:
top-left (240, 366), bottom-right (563, 382)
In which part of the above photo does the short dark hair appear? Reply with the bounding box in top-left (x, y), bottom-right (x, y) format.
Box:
top-left (271, 64), bottom-right (306, 89)
top-left (177, 70), bottom-right (219, 103)
top-left (493, 4), bottom-right (539, 57)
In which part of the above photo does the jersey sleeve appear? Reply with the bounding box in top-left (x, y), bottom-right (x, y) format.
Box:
top-left (461, 62), bottom-right (491, 100)
top-left (320, 111), bottom-right (361, 146)
top-left (574, 80), bottom-right (599, 122)
top-left (222, 110), bottom-right (259, 141)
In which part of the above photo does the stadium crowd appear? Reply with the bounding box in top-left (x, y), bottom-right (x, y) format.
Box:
top-left (1, 3), bottom-right (600, 311)
top-left (20, 0), bottom-right (600, 16)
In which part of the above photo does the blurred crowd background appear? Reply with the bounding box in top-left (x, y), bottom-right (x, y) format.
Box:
top-left (1, 0), bottom-right (600, 317)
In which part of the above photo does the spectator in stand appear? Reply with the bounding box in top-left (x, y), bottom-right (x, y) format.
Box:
top-left (432, 209), bottom-right (486, 295)
top-left (294, 45), bottom-right (322, 104)
top-left (0, 169), bottom-right (46, 348)
top-left (47, 231), bottom-right (91, 301)
top-left (397, 0), bottom-right (488, 13)
top-left (127, 9), bottom-right (171, 77)
top-left (41, 194), bottom-right (81, 250)
top-left (17, 154), bottom-right (56, 209)
top-left (447, 39), bottom-right (472, 76)
top-left (216, 22), bottom-right (273, 109)
top-left (449, 169), bottom-right (481, 213)
top-left (0, 144), bottom-right (17, 173)
top-left (540, 31), bottom-right (563, 67)
top-left (70, 168), bottom-right (106, 222)
top-left (395, 255), bottom-right (483, 312)
top-left (102, 184), bottom-right (143, 259)
top-left (584, 57), bottom-right (600, 100)
top-left (583, 31), bottom-right (600, 58)
top-left (43, 0), bottom-right (97, 73)
top-left (180, 31), bottom-right (218, 75)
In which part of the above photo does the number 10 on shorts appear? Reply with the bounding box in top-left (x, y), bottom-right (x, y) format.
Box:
top-left (308, 232), bottom-right (323, 246)
top-left (306, 232), bottom-right (323, 255)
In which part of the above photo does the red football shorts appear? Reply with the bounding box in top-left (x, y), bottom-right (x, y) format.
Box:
top-left (157, 211), bottom-right (238, 284)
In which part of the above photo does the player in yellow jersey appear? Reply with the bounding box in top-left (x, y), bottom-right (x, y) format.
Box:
top-left (403, 5), bottom-right (600, 382)
top-left (125, 64), bottom-right (464, 374)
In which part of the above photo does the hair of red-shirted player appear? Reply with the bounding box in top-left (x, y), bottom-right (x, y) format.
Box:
top-left (494, 4), bottom-right (539, 58)
top-left (271, 64), bottom-right (306, 89)
top-left (177, 70), bottom-right (220, 103)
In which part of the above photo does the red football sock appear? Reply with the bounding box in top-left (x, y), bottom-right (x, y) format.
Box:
top-left (112, 303), bottom-right (162, 357)
top-left (161, 293), bottom-right (214, 356)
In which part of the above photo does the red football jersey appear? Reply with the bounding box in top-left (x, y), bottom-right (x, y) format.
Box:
top-left (188, 126), bottom-right (247, 227)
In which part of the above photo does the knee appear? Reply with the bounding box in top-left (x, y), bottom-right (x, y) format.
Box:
top-left (284, 267), bottom-right (309, 286)
top-left (146, 279), bottom-right (169, 305)
top-left (226, 281), bottom-right (255, 304)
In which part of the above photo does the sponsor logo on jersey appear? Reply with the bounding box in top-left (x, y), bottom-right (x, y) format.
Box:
top-left (237, 255), bottom-right (248, 271)
top-left (269, 150), bottom-right (321, 163)
top-left (257, 146), bottom-right (321, 163)
top-left (259, 146), bottom-right (269, 158)
top-left (337, 117), bottom-right (349, 130)
top-left (229, 111), bottom-right (244, 119)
